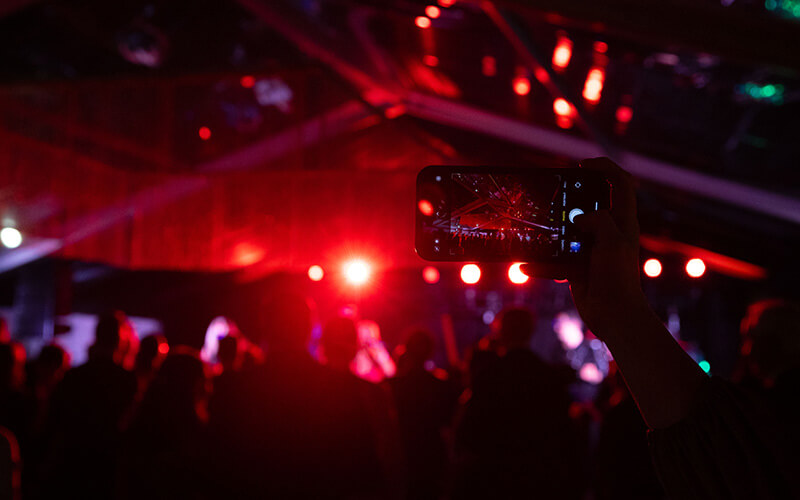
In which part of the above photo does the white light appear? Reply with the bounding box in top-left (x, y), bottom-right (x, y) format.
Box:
top-left (460, 264), bottom-right (481, 284)
top-left (686, 258), bottom-right (706, 278)
top-left (0, 227), bottom-right (22, 249)
top-left (507, 263), bottom-right (529, 284)
top-left (344, 260), bottom-right (371, 285)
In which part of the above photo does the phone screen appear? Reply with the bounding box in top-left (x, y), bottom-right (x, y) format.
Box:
top-left (416, 166), bottom-right (608, 262)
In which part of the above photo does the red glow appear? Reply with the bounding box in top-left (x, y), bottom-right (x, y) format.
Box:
top-left (415, 16), bottom-right (431, 29)
top-left (308, 265), bottom-right (324, 281)
top-left (384, 104), bottom-right (406, 119)
top-left (482, 55), bottom-right (496, 77)
top-left (616, 105), bottom-right (634, 123)
top-left (582, 67), bottom-right (605, 103)
top-left (158, 343), bottom-right (169, 355)
top-left (594, 41), bottom-right (608, 53)
top-left (534, 67), bottom-right (549, 84)
top-left (460, 264), bottom-right (481, 284)
top-left (425, 5), bottom-right (441, 18)
top-left (552, 38), bottom-right (573, 69)
top-left (240, 75), bottom-right (256, 88)
top-left (508, 263), bottom-right (529, 284)
top-left (344, 260), bottom-right (371, 285)
top-left (553, 98), bottom-right (572, 117)
top-left (643, 258), bottom-right (662, 278)
top-left (198, 126), bottom-right (212, 140)
top-left (438, 0), bottom-right (455, 6)
top-left (422, 266), bottom-right (440, 284)
top-left (423, 54), bottom-right (439, 67)
top-left (513, 77), bottom-right (531, 96)
top-left (686, 258), bottom-right (706, 278)
top-left (418, 199), bottom-right (434, 216)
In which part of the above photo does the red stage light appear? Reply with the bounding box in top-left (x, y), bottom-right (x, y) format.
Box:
top-left (344, 260), bottom-right (371, 285)
top-left (553, 98), bottom-right (572, 117)
top-left (158, 343), bottom-right (169, 355)
top-left (686, 258), bottom-right (706, 278)
top-left (425, 5), bottom-right (441, 18)
top-left (423, 54), bottom-right (439, 67)
top-left (198, 126), bottom-right (212, 140)
top-left (513, 77), bottom-right (531, 96)
top-left (422, 266), bottom-right (440, 284)
top-left (308, 265), bottom-right (324, 281)
top-left (482, 55), bottom-right (496, 77)
top-left (582, 68), bottom-right (605, 103)
top-left (593, 41), bottom-right (608, 53)
top-left (460, 264), bottom-right (481, 284)
top-left (418, 199), bottom-right (434, 216)
top-left (415, 16), bottom-right (431, 29)
top-left (240, 75), bottom-right (256, 88)
top-left (616, 105), bottom-right (633, 123)
top-left (508, 263), bottom-right (530, 284)
top-left (643, 258), bottom-right (662, 278)
top-left (552, 38), bottom-right (572, 69)
top-left (438, 0), bottom-right (455, 6)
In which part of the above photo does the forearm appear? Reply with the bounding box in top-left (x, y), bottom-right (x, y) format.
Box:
top-left (596, 298), bottom-right (707, 429)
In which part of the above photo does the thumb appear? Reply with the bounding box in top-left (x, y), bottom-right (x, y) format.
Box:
top-left (573, 210), bottom-right (619, 243)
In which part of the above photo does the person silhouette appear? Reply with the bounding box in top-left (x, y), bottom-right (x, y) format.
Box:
top-left (39, 312), bottom-right (137, 498)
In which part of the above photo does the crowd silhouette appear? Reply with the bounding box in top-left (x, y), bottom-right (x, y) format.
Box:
top-left (0, 159), bottom-right (798, 499)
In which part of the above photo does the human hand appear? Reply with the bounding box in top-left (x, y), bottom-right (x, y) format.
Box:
top-left (523, 158), bottom-right (648, 338)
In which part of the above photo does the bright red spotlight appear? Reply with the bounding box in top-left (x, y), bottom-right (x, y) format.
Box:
top-left (616, 105), bottom-right (633, 124)
top-left (508, 263), bottom-right (530, 284)
top-left (438, 0), bottom-right (455, 6)
top-left (423, 54), bottom-right (439, 67)
top-left (552, 38), bottom-right (572, 70)
top-left (384, 104), bottom-right (406, 119)
top-left (158, 343), bottom-right (169, 355)
top-left (686, 258), bottom-right (706, 278)
top-left (582, 67), bottom-right (605, 103)
top-left (513, 77), bottom-right (531, 96)
top-left (593, 41), bottom-right (608, 53)
top-left (422, 266), bottom-right (440, 284)
top-left (460, 264), bottom-right (481, 284)
top-left (482, 55), bottom-right (496, 77)
top-left (415, 16), bottom-right (431, 29)
top-left (240, 75), bottom-right (256, 88)
top-left (344, 260), bottom-right (371, 285)
top-left (553, 98), bottom-right (572, 117)
top-left (425, 5), bottom-right (441, 18)
top-left (643, 258), bottom-right (662, 278)
top-left (308, 265), bottom-right (324, 281)
top-left (198, 126), bottom-right (212, 140)
top-left (418, 199), bottom-right (435, 216)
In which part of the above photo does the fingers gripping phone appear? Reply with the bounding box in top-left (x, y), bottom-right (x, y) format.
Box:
top-left (415, 165), bottom-right (611, 265)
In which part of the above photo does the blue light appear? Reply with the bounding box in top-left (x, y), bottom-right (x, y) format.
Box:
top-left (569, 241), bottom-right (581, 253)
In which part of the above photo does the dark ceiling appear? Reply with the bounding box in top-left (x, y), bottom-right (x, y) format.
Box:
top-left (0, 0), bottom-right (798, 282)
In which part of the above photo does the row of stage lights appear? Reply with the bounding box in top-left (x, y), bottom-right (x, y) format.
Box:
top-left (307, 257), bottom-right (706, 287)
top-left (413, 1), bottom-right (634, 130)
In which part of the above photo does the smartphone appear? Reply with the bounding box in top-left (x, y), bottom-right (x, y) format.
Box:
top-left (415, 165), bottom-right (611, 263)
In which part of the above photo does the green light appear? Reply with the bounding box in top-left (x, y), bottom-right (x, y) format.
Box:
top-left (761, 84), bottom-right (776, 97)
top-left (766, 0), bottom-right (777, 9)
top-left (699, 360), bottom-right (711, 373)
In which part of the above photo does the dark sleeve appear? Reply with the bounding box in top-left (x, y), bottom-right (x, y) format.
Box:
top-left (648, 377), bottom-right (800, 500)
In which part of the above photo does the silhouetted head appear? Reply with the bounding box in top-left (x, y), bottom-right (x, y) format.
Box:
top-left (321, 317), bottom-right (359, 370)
top-left (217, 335), bottom-right (240, 371)
top-left (262, 294), bottom-right (313, 353)
top-left (135, 334), bottom-right (168, 373)
top-left (498, 307), bottom-right (535, 349)
top-left (0, 341), bottom-right (26, 391)
top-left (35, 344), bottom-right (70, 388)
top-left (405, 330), bottom-right (435, 367)
top-left (740, 299), bottom-right (800, 382)
top-left (135, 348), bottom-right (209, 430)
top-left (92, 312), bottom-right (124, 361)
